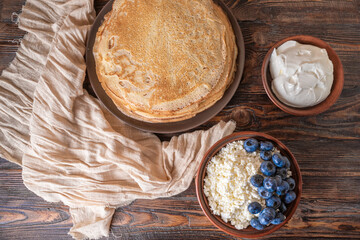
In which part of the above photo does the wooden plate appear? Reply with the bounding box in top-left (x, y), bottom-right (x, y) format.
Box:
top-left (195, 132), bottom-right (302, 238)
top-left (85, 0), bottom-right (245, 134)
top-left (261, 35), bottom-right (344, 116)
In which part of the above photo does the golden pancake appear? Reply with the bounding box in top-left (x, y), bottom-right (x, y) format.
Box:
top-left (93, 0), bottom-right (237, 122)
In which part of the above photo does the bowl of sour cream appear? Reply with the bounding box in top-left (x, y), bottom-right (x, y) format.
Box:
top-left (262, 35), bottom-right (344, 115)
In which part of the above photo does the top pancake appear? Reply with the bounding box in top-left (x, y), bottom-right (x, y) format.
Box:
top-left (93, 0), bottom-right (237, 122)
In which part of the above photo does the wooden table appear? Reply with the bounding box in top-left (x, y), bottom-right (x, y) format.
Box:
top-left (1, 0), bottom-right (359, 239)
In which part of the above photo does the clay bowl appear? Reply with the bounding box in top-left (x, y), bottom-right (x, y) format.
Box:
top-left (261, 35), bottom-right (344, 116)
top-left (195, 131), bottom-right (302, 238)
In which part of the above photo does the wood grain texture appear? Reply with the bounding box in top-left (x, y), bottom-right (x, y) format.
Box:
top-left (1, 0), bottom-right (360, 239)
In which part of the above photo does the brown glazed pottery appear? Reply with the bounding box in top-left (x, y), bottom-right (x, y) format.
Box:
top-left (86, 0), bottom-right (245, 134)
top-left (261, 35), bottom-right (344, 116)
top-left (195, 131), bottom-right (302, 238)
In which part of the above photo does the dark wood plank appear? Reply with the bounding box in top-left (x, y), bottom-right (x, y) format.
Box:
top-left (1, 138), bottom-right (360, 239)
top-left (0, 0), bottom-right (360, 239)
top-left (0, 0), bottom-right (26, 72)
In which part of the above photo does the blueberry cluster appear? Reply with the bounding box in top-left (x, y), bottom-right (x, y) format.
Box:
top-left (243, 138), bottom-right (297, 230)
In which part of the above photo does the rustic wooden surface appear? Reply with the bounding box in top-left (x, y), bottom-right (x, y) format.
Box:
top-left (1, 0), bottom-right (360, 239)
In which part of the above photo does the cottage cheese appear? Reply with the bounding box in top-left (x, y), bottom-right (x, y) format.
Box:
top-left (203, 140), bottom-right (268, 229)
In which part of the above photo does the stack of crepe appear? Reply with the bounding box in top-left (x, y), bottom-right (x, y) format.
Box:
top-left (93, 0), bottom-right (237, 123)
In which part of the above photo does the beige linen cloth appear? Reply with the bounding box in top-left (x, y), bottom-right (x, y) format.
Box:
top-left (0, 0), bottom-right (236, 239)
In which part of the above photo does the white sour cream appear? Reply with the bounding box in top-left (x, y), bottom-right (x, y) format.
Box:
top-left (270, 40), bottom-right (334, 108)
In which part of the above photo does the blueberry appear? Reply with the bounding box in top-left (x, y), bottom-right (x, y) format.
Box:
top-left (276, 180), bottom-right (290, 196)
top-left (248, 202), bottom-right (262, 214)
top-left (244, 138), bottom-right (259, 153)
top-left (286, 177), bottom-right (296, 190)
top-left (271, 212), bottom-right (286, 225)
top-left (260, 141), bottom-right (274, 151)
top-left (284, 191), bottom-right (297, 204)
top-left (250, 174), bottom-right (264, 188)
top-left (276, 167), bottom-right (287, 179)
top-left (258, 207), bottom-right (276, 225)
top-left (263, 177), bottom-right (277, 192)
top-left (272, 153), bottom-right (285, 167)
top-left (266, 195), bottom-right (281, 209)
top-left (279, 202), bottom-right (287, 213)
top-left (250, 217), bottom-right (265, 230)
top-left (283, 156), bottom-right (291, 169)
top-left (260, 161), bottom-right (276, 176)
top-left (260, 151), bottom-right (272, 161)
top-left (258, 186), bottom-right (273, 199)
top-left (274, 175), bottom-right (282, 186)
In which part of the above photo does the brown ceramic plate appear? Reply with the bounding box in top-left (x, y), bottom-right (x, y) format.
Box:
top-left (262, 35), bottom-right (344, 116)
top-left (195, 132), bottom-right (302, 238)
top-left (86, 0), bottom-right (245, 134)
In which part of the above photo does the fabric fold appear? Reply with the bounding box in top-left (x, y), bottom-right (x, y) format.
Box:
top-left (0, 0), bottom-right (237, 239)
top-left (69, 206), bottom-right (116, 240)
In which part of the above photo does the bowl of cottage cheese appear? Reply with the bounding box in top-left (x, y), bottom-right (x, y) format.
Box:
top-left (195, 131), bottom-right (302, 238)
top-left (261, 35), bottom-right (344, 116)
